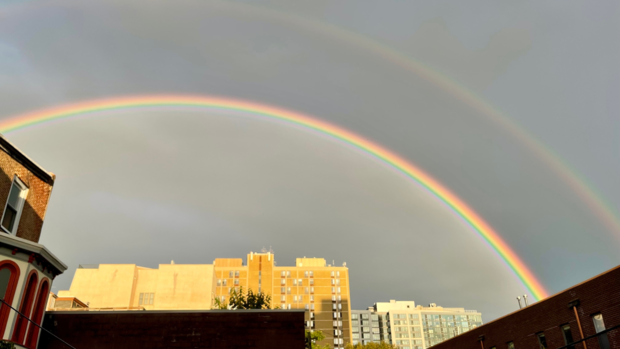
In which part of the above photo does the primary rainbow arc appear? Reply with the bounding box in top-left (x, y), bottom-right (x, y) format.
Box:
top-left (0, 95), bottom-right (549, 300)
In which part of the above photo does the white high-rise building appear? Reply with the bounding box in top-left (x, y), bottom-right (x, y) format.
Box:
top-left (353, 300), bottom-right (483, 349)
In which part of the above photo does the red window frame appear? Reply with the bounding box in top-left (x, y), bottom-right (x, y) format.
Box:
top-left (11, 269), bottom-right (38, 344)
top-left (0, 260), bottom-right (20, 339)
top-left (25, 278), bottom-right (49, 348)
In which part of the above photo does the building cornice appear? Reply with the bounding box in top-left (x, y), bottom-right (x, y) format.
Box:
top-left (0, 233), bottom-right (67, 275)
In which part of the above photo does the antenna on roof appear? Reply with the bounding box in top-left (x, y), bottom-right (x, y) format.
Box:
top-left (516, 296), bottom-right (522, 309)
top-left (523, 294), bottom-right (528, 307)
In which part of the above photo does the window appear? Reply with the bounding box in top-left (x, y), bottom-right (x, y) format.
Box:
top-left (287, 287), bottom-right (291, 294)
top-left (561, 325), bottom-right (575, 349)
top-left (337, 271), bottom-right (340, 277)
top-left (25, 279), bottom-right (50, 348)
top-left (235, 270), bottom-right (239, 277)
top-left (592, 313), bottom-right (610, 349)
top-left (229, 271), bottom-right (233, 278)
top-left (12, 271), bottom-right (37, 344)
top-left (286, 271), bottom-right (291, 278)
top-left (280, 296), bottom-right (285, 302)
top-left (281, 279), bottom-right (285, 285)
top-left (281, 287), bottom-right (285, 294)
top-left (507, 342), bottom-right (515, 349)
top-left (223, 279), bottom-right (227, 286)
top-left (537, 333), bottom-right (547, 349)
top-left (310, 296), bottom-right (314, 302)
top-left (293, 279), bottom-right (298, 286)
top-left (234, 279), bottom-right (239, 286)
top-left (309, 279), bottom-right (314, 285)
top-left (217, 279), bottom-right (221, 286)
top-left (337, 287), bottom-right (341, 293)
top-left (0, 261), bottom-right (19, 333)
top-left (332, 279), bottom-right (335, 285)
top-left (304, 271), bottom-right (309, 277)
top-left (311, 287), bottom-right (314, 293)
top-left (336, 280), bottom-right (340, 286)
top-left (1, 177), bottom-right (28, 234)
top-left (309, 271), bottom-right (314, 277)
top-left (298, 278), bottom-right (302, 285)
top-left (139, 293), bottom-right (154, 305)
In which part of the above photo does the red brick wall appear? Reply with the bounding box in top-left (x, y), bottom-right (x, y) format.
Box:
top-left (0, 150), bottom-right (53, 243)
top-left (430, 266), bottom-right (620, 349)
top-left (38, 310), bottom-right (305, 349)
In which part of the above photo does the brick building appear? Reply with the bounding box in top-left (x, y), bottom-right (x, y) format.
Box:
top-left (0, 134), bottom-right (67, 348)
top-left (429, 265), bottom-right (620, 349)
top-left (38, 309), bottom-right (305, 349)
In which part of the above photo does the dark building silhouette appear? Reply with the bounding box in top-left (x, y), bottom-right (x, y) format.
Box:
top-left (429, 265), bottom-right (620, 349)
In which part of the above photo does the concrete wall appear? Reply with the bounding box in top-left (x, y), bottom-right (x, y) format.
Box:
top-left (58, 264), bottom-right (216, 310)
top-left (38, 310), bottom-right (305, 349)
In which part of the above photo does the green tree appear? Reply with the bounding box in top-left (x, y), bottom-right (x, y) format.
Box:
top-left (304, 330), bottom-right (331, 349)
top-left (213, 287), bottom-right (273, 309)
top-left (0, 341), bottom-right (15, 349)
top-left (344, 341), bottom-right (397, 349)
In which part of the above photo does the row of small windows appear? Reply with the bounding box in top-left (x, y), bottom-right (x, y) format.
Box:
top-left (352, 327), bottom-right (381, 334)
top-left (489, 314), bottom-right (609, 349)
top-left (281, 271), bottom-right (342, 278)
top-left (352, 314), bottom-right (380, 320)
top-left (279, 286), bottom-right (342, 294)
top-left (216, 279), bottom-right (240, 286)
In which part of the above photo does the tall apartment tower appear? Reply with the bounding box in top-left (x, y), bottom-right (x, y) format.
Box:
top-left (214, 252), bottom-right (351, 349)
top-left (350, 309), bottom-right (390, 345)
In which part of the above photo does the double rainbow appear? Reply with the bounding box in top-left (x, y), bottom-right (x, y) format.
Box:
top-left (0, 95), bottom-right (549, 300)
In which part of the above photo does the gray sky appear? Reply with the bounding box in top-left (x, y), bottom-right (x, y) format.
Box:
top-left (1, 0), bottom-right (618, 321)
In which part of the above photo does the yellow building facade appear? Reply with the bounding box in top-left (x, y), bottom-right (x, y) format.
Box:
top-left (56, 263), bottom-right (215, 310)
top-left (54, 252), bottom-right (351, 348)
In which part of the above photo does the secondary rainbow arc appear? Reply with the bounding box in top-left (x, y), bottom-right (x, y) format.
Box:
top-left (1, 0), bottom-right (618, 237)
top-left (0, 95), bottom-right (549, 300)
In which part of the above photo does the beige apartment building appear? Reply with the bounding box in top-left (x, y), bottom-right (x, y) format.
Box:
top-left (53, 252), bottom-right (351, 349)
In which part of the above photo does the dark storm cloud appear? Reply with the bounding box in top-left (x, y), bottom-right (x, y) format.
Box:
top-left (0, 0), bottom-right (618, 321)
